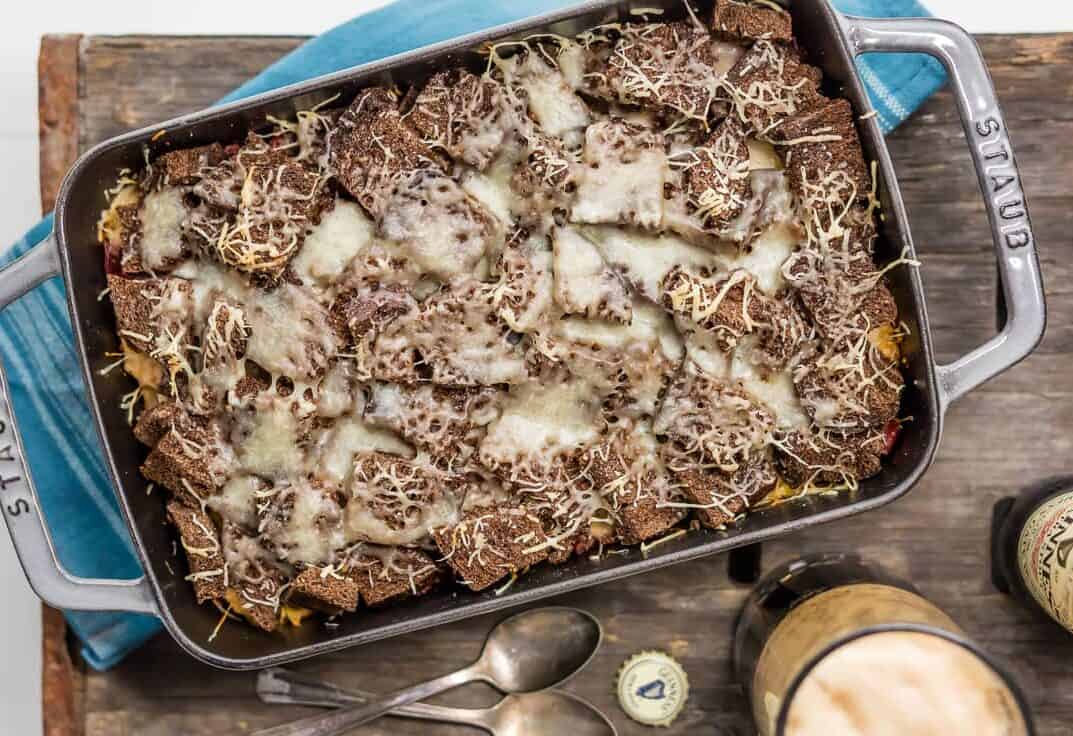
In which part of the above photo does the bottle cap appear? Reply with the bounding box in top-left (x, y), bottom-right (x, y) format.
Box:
top-left (615, 650), bottom-right (689, 727)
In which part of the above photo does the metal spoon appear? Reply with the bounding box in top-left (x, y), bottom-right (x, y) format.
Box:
top-left (257, 667), bottom-right (617, 736)
top-left (251, 607), bottom-right (602, 736)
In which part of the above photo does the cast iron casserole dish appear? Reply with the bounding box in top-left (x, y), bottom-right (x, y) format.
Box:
top-left (0, 0), bottom-right (1044, 669)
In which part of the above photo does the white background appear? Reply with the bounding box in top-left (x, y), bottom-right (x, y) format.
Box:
top-left (0, 2), bottom-right (1066, 734)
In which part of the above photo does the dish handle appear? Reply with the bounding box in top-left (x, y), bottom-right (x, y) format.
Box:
top-left (0, 233), bottom-right (156, 614)
top-left (841, 15), bottom-right (1046, 411)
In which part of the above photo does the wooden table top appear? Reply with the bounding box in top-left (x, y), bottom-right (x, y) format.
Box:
top-left (36, 31), bottom-right (1073, 736)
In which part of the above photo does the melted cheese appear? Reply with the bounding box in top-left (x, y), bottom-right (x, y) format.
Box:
top-left (480, 377), bottom-right (602, 465)
top-left (315, 413), bottom-right (414, 485)
top-left (264, 482), bottom-right (347, 566)
top-left (139, 187), bottom-right (187, 270)
top-left (584, 226), bottom-right (720, 300)
top-left (244, 283), bottom-right (336, 380)
top-left (460, 161), bottom-right (515, 226)
top-left (344, 456), bottom-right (463, 546)
top-left (556, 42), bottom-right (588, 90)
top-left (207, 475), bottom-right (261, 530)
top-left (316, 361), bottom-right (356, 419)
top-left (236, 396), bottom-right (306, 480)
top-left (719, 222), bottom-right (798, 294)
top-left (503, 53), bottom-right (590, 144)
top-left (747, 139), bottom-right (782, 170)
top-left (730, 337), bottom-right (808, 429)
top-left (379, 172), bottom-right (492, 279)
top-left (557, 299), bottom-right (683, 364)
top-left (290, 199), bottom-right (375, 289)
top-left (571, 122), bottom-right (666, 229)
top-left (552, 226), bottom-right (631, 320)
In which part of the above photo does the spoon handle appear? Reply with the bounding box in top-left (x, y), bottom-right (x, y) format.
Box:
top-left (257, 668), bottom-right (490, 726)
top-left (251, 665), bottom-right (479, 736)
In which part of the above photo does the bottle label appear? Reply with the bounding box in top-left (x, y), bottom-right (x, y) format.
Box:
top-left (1017, 490), bottom-right (1073, 629)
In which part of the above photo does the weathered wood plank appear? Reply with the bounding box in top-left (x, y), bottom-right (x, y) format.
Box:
top-left (37, 30), bottom-right (1073, 736)
top-left (38, 33), bottom-right (85, 736)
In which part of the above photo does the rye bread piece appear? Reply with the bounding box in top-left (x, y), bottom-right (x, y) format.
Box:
top-left (783, 227), bottom-right (896, 342)
top-left (328, 87), bottom-right (442, 216)
top-left (222, 168), bottom-right (330, 283)
top-left (682, 116), bottom-right (753, 230)
top-left (156, 143), bottom-right (227, 186)
top-left (794, 337), bottom-right (903, 431)
top-left (724, 41), bottom-right (823, 136)
top-left (406, 69), bottom-right (508, 170)
top-left (510, 130), bottom-right (579, 219)
top-left (107, 274), bottom-right (192, 356)
top-left (551, 225), bottom-right (633, 324)
top-left (749, 293), bottom-right (817, 373)
top-left (141, 425), bottom-right (224, 509)
top-left (371, 279), bottom-right (528, 387)
top-left (221, 521), bottom-right (285, 632)
top-left (329, 285), bottom-right (416, 347)
top-left (717, 168), bottom-right (796, 245)
top-left (660, 266), bottom-right (770, 351)
top-left (98, 181), bottom-right (143, 274)
top-left (579, 428), bottom-right (687, 546)
top-left (133, 400), bottom-right (187, 446)
top-left (258, 481), bottom-right (347, 567)
top-left (672, 454), bottom-right (777, 529)
top-left (202, 299), bottom-right (249, 364)
top-left (654, 360), bottom-right (775, 473)
top-left (710, 0), bottom-right (793, 44)
top-left (571, 119), bottom-right (667, 230)
top-left (492, 231), bottom-right (555, 334)
top-left (433, 506), bottom-right (550, 591)
top-left (797, 277), bottom-right (898, 342)
top-left (364, 382), bottom-right (501, 471)
top-left (600, 22), bottom-right (742, 122)
top-left (189, 133), bottom-right (276, 211)
top-left (166, 500), bottom-right (226, 603)
top-left (289, 566), bottom-right (360, 613)
top-left (346, 546), bottom-right (441, 606)
top-left (377, 168), bottom-right (497, 279)
top-left (774, 426), bottom-right (886, 487)
top-left (774, 98), bottom-right (871, 205)
top-left (347, 452), bottom-right (472, 547)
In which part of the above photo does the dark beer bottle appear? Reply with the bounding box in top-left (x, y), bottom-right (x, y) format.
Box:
top-left (992, 475), bottom-right (1073, 632)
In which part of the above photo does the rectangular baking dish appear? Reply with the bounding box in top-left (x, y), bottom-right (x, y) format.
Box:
top-left (0, 0), bottom-right (1044, 669)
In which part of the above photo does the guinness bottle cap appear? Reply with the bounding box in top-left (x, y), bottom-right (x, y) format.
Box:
top-left (615, 650), bottom-right (689, 727)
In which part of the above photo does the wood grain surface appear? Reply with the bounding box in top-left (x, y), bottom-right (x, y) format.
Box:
top-left (37, 32), bottom-right (1073, 736)
top-left (37, 33), bottom-right (85, 736)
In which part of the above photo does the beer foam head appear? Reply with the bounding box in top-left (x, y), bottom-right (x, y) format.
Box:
top-left (783, 630), bottom-right (1029, 736)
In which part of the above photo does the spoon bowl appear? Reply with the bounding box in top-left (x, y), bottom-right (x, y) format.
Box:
top-left (478, 607), bottom-right (602, 692)
top-left (489, 690), bottom-right (617, 736)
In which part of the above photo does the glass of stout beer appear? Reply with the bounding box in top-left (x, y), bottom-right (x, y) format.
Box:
top-left (734, 553), bottom-right (1034, 736)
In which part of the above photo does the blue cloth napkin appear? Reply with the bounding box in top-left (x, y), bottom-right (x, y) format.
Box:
top-left (0, 0), bottom-right (945, 671)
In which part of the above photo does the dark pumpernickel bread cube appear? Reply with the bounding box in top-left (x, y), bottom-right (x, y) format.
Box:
top-left (710, 0), bottom-right (793, 44)
top-left (166, 500), bottom-right (226, 603)
top-left (673, 456), bottom-right (777, 529)
top-left (432, 507), bottom-right (549, 591)
top-left (156, 142), bottom-right (227, 185)
top-left (774, 98), bottom-right (871, 205)
top-left (328, 87), bottom-right (442, 216)
top-left (406, 69), bottom-right (507, 170)
top-left (346, 546), bottom-right (441, 606)
top-left (774, 427), bottom-right (886, 487)
top-left (290, 566), bottom-right (360, 613)
top-left (724, 41), bottom-right (823, 135)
